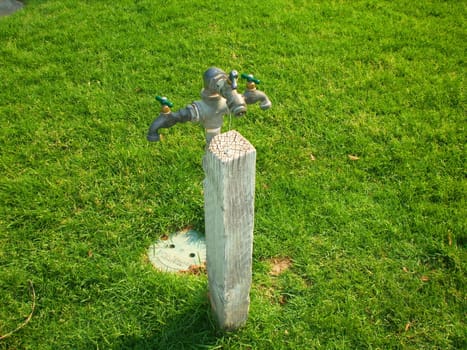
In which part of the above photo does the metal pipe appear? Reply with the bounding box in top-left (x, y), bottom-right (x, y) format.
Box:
top-left (146, 67), bottom-right (271, 145)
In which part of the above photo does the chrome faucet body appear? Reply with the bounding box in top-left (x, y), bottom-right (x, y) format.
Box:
top-left (147, 67), bottom-right (271, 145)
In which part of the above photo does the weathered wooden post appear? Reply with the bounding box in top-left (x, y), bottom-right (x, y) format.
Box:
top-left (203, 130), bottom-right (256, 330)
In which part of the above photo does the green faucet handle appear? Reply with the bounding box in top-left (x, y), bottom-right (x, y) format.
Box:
top-left (155, 95), bottom-right (174, 108)
top-left (241, 73), bottom-right (261, 85)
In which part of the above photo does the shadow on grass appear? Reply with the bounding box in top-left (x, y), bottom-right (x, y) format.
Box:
top-left (114, 288), bottom-right (224, 349)
top-left (117, 311), bottom-right (220, 349)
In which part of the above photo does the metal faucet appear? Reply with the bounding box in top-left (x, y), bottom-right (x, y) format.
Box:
top-left (147, 67), bottom-right (272, 145)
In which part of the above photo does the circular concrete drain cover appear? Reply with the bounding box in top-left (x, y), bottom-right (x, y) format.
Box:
top-left (0, 0), bottom-right (23, 17)
top-left (148, 229), bottom-right (206, 272)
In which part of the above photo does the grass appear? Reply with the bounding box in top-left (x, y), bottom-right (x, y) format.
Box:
top-left (0, 0), bottom-right (465, 349)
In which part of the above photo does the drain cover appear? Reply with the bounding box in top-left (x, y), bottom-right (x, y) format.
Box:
top-left (148, 229), bottom-right (206, 272)
top-left (0, 0), bottom-right (23, 17)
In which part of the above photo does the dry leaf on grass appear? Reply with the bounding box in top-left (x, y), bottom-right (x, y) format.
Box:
top-left (180, 225), bottom-right (194, 233)
top-left (180, 262), bottom-right (206, 275)
top-left (348, 154), bottom-right (360, 160)
top-left (279, 294), bottom-right (288, 305)
top-left (310, 153), bottom-right (316, 161)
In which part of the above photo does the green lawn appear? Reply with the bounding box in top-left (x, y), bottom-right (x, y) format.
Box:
top-left (0, 0), bottom-right (465, 349)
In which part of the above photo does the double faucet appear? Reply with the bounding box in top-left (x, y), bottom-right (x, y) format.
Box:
top-left (147, 67), bottom-right (271, 145)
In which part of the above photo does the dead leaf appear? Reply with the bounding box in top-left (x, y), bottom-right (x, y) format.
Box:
top-left (269, 258), bottom-right (292, 276)
top-left (405, 322), bottom-right (411, 332)
top-left (402, 266), bottom-right (409, 273)
top-left (180, 262), bottom-right (206, 275)
top-left (160, 234), bottom-right (169, 241)
top-left (348, 154), bottom-right (360, 160)
top-left (420, 275), bottom-right (430, 282)
top-left (310, 153), bottom-right (316, 161)
top-left (181, 226), bottom-right (194, 233)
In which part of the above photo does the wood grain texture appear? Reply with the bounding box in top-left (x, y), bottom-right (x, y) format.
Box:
top-left (203, 130), bottom-right (256, 330)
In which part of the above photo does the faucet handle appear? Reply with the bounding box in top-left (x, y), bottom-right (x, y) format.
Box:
top-left (241, 73), bottom-right (261, 85)
top-left (155, 95), bottom-right (174, 113)
top-left (228, 70), bottom-right (239, 89)
top-left (155, 95), bottom-right (174, 107)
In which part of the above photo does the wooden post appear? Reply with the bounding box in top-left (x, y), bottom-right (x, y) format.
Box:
top-left (203, 130), bottom-right (256, 330)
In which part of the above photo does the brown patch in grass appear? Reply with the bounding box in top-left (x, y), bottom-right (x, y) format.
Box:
top-left (269, 257), bottom-right (292, 276)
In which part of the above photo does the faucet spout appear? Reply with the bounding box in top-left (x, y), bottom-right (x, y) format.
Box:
top-left (147, 107), bottom-right (193, 142)
top-left (243, 88), bottom-right (272, 110)
top-left (219, 83), bottom-right (247, 117)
